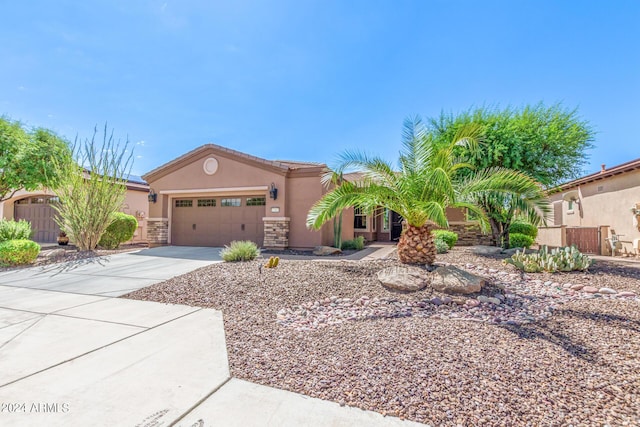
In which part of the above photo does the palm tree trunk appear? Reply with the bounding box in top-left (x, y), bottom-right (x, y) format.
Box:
top-left (397, 223), bottom-right (436, 265)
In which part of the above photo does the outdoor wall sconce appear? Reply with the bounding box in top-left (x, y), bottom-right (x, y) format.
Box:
top-left (269, 183), bottom-right (278, 200)
top-left (148, 189), bottom-right (157, 203)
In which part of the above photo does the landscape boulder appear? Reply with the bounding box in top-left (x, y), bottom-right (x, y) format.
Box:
top-left (377, 266), bottom-right (430, 292)
top-left (431, 265), bottom-right (486, 295)
top-left (44, 249), bottom-right (66, 258)
top-left (472, 245), bottom-right (503, 255)
top-left (312, 246), bottom-right (342, 256)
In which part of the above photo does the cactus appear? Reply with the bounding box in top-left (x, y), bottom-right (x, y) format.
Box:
top-left (264, 256), bottom-right (280, 269)
top-left (504, 245), bottom-right (592, 273)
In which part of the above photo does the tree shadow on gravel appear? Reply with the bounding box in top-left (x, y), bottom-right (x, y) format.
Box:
top-left (499, 306), bottom-right (640, 366)
top-left (499, 321), bottom-right (598, 363)
top-left (589, 261), bottom-right (640, 280)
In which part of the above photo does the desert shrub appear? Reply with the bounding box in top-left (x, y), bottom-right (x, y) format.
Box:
top-left (509, 233), bottom-right (534, 249)
top-left (510, 221), bottom-right (538, 238)
top-left (432, 229), bottom-right (458, 249)
top-left (0, 239), bottom-right (41, 266)
top-left (98, 212), bottom-right (138, 249)
top-left (341, 236), bottom-right (365, 250)
top-left (504, 245), bottom-right (592, 273)
top-left (435, 237), bottom-right (449, 254)
top-left (0, 219), bottom-right (33, 242)
top-left (220, 240), bottom-right (260, 262)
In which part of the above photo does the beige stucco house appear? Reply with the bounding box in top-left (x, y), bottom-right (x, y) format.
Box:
top-left (538, 158), bottom-right (640, 255)
top-left (143, 144), bottom-right (345, 249)
top-left (143, 144), bottom-right (480, 249)
top-left (0, 179), bottom-right (149, 244)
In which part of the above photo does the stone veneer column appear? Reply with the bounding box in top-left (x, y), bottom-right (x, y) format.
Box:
top-left (263, 217), bottom-right (290, 249)
top-left (147, 219), bottom-right (169, 246)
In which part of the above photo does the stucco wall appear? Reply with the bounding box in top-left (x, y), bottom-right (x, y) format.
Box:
top-left (147, 149), bottom-right (286, 221)
top-left (285, 175), bottom-right (325, 249)
top-left (550, 169), bottom-right (640, 253)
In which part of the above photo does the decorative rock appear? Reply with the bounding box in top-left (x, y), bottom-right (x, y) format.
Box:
top-left (466, 299), bottom-right (480, 308)
top-left (376, 266), bottom-right (430, 292)
top-left (618, 291), bottom-right (637, 297)
top-left (476, 295), bottom-right (501, 305)
top-left (562, 283), bottom-right (573, 289)
top-left (430, 297), bottom-right (443, 306)
top-left (583, 286), bottom-right (599, 293)
top-left (598, 287), bottom-right (617, 294)
top-left (472, 245), bottom-right (503, 255)
top-left (441, 296), bottom-right (453, 305)
top-left (501, 247), bottom-right (522, 256)
top-left (312, 246), bottom-right (342, 256)
top-left (570, 284), bottom-right (584, 291)
top-left (431, 266), bottom-right (486, 295)
top-left (44, 249), bottom-right (66, 258)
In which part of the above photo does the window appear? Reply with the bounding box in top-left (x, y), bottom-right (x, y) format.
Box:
top-left (354, 207), bottom-right (367, 229)
top-left (15, 198), bottom-right (29, 205)
top-left (246, 197), bottom-right (266, 206)
top-left (31, 197), bottom-right (46, 204)
top-left (382, 208), bottom-right (390, 231)
top-left (197, 199), bottom-right (216, 207)
top-left (568, 200), bottom-right (574, 211)
top-left (175, 199), bottom-right (193, 208)
top-left (221, 198), bottom-right (241, 207)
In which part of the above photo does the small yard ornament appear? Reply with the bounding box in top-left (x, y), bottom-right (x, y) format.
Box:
top-left (632, 203), bottom-right (640, 231)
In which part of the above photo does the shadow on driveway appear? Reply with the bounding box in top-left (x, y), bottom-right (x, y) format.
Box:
top-left (132, 246), bottom-right (224, 262)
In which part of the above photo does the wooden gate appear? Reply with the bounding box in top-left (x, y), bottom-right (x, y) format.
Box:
top-left (565, 227), bottom-right (600, 254)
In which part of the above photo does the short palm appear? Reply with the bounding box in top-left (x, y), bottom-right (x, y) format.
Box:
top-left (307, 117), bottom-right (549, 265)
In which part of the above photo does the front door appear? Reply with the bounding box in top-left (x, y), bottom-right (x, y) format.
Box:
top-left (390, 211), bottom-right (403, 240)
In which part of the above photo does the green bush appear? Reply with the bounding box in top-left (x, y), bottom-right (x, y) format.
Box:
top-left (98, 212), bottom-right (138, 249)
top-left (510, 221), bottom-right (538, 238)
top-left (0, 219), bottom-right (33, 242)
top-left (505, 245), bottom-right (592, 273)
top-left (0, 239), bottom-right (41, 266)
top-left (509, 233), bottom-right (534, 249)
top-left (435, 237), bottom-right (449, 254)
top-left (220, 240), bottom-right (260, 262)
top-left (432, 229), bottom-right (458, 249)
top-left (341, 236), bottom-right (365, 250)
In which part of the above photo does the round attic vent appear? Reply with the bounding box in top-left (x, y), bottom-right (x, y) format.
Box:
top-left (203, 157), bottom-right (219, 175)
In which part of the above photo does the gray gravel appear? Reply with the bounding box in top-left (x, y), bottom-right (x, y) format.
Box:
top-left (125, 248), bottom-right (640, 426)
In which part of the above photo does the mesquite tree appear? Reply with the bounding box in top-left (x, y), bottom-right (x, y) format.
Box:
top-left (0, 117), bottom-right (71, 201)
top-left (52, 125), bottom-right (133, 251)
top-left (428, 103), bottom-right (593, 246)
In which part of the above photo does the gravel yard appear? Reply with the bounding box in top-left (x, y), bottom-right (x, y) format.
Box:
top-left (125, 247), bottom-right (640, 426)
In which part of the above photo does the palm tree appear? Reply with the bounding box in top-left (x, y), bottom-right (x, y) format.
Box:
top-left (306, 117), bottom-right (549, 265)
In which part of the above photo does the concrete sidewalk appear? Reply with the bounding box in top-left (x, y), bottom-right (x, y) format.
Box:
top-left (0, 247), bottom-right (423, 427)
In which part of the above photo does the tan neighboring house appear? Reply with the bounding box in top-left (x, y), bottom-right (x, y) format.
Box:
top-left (538, 158), bottom-right (640, 255)
top-left (0, 178), bottom-right (149, 244)
top-left (143, 144), bottom-right (484, 249)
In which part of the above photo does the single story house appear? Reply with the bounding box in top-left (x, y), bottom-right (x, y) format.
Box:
top-left (0, 177), bottom-right (149, 244)
top-left (143, 144), bottom-right (477, 249)
top-left (538, 158), bottom-right (640, 255)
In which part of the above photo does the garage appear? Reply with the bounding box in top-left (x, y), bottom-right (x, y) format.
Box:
top-left (14, 196), bottom-right (61, 243)
top-left (171, 195), bottom-right (266, 247)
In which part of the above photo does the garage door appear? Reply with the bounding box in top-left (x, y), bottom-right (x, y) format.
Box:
top-left (171, 196), bottom-right (266, 247)
top-left (14, 196), bottom-right (61, 243)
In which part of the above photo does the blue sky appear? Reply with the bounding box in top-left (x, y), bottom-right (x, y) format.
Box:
top-left (1, 1), bottom-right (638, 177)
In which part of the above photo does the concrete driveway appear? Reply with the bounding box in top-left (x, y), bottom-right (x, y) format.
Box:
top-left (0, 246), bottom-right (223, 297)
top-left (0, 245), bottom-right (421, 426)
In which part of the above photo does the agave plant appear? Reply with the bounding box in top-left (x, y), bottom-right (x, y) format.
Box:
top-left (306, 117), bottom-right (549, 265)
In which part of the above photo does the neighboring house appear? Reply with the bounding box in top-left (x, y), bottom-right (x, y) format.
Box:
top-left (538, 158), bottom-right (640, 255)
top-left (0, 177), bottom-right (149, 244)
top-left (143, 144), bottom-right (484, 249)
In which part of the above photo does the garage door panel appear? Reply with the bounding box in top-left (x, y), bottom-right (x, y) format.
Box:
top-left (171, 196), bottom-right (265, 247)
top-left (14, 197), bottom-right (61, 243)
